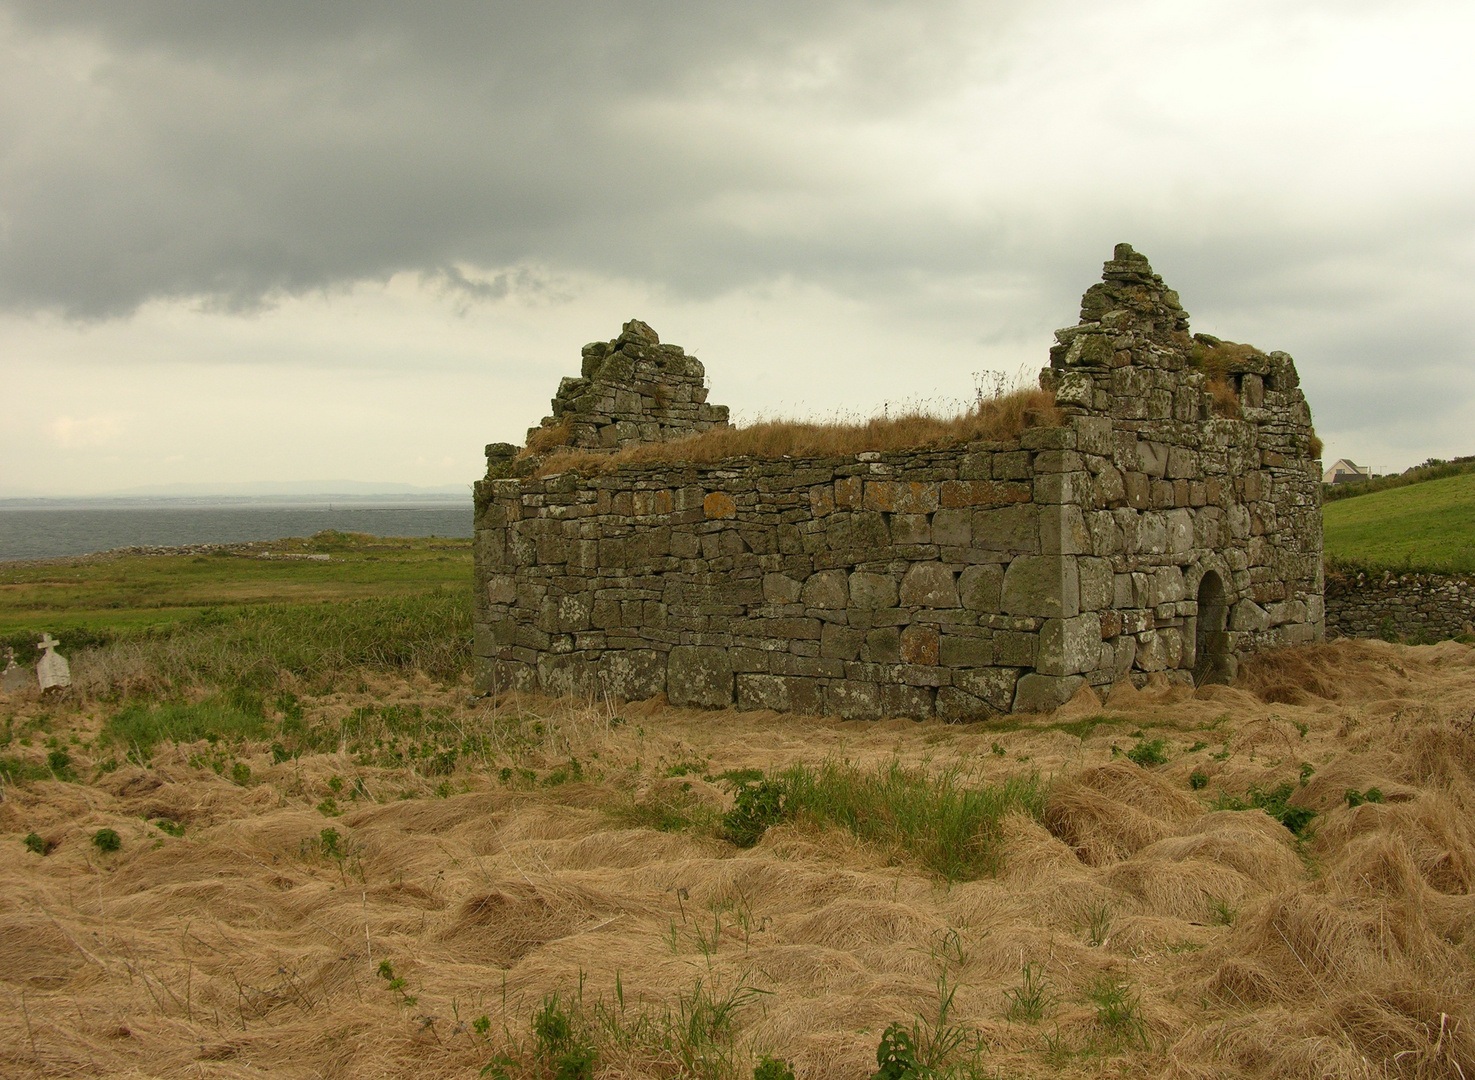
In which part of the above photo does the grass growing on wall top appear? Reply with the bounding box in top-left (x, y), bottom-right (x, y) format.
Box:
top-left (529, 386), bottom-right (1060, 477)
top-left (1324, 470), bottom-right (1475, 573)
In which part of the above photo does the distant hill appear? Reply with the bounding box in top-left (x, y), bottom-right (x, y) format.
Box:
top-left (1324, 457), bottom-right (1475, 503)
top-left (1324, 470), bottom-right (1475, 573)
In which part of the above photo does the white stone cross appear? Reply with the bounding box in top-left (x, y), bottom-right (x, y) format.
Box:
top-left (36, 632), bottom-right (71, 690)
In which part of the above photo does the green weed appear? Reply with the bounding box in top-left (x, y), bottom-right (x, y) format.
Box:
top-left (610, 788), bottom-right (717, 834)
top-left (872, 1022), bottom-right (928, 1079)
top-left (1214, 783), bottom-right (1317, 835)
top-left (46, 748), bottom-right (73, 778)
top-left (485, 973), bottom-right (767, 1080)
top-left (1126, 738), bottom-right (1167, 768)
top-left (1188, 769), bottom-right (1208, 790)
top-left (542, 758), bottom-right (584, 786)
top-left (1345, 787), bottom-right (1384, 807)
top-left (754, 1056), bottom-right (796, 1080)
top-left (1003, 963), bottom-right (1054, 1024)
top-left (93, 827), bottom-right (121, 853)
top-left (1084, 902), bottom-right (1112, 947)
top-left (23, 832), bottom-right (46, 855)
top-left (377, 960), bottom-right (417, 1006)
top-left (153, 818), bottom-right (185, 837)
top-left (722, 777), bottom-right (788, 848)
top-left (1086, 977), bottom-right (1148, 1050)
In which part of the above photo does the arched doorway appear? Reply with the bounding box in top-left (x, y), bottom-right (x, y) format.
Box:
top-left (1194, 571), bottom-right (1235, 686)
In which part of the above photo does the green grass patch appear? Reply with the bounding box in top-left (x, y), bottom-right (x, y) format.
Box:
top-left (1085, 977), bottom-right (1148, 1050)
top-left (482, 976), bottom-right (767, 1080)
top-left (1324, 471), bottom-right (1475, 573)
top-left (104, 695), bottom-right (270, 760)
top-left (721, 760), bottom-right (1046, 880)
top-left (0, 755), bottom-right (49, 784)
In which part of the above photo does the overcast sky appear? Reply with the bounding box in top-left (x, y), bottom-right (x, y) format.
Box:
top-left (2, 0), bottom-right (1472, 495)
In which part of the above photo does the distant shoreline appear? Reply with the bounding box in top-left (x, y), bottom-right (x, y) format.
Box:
top-left (0, 493), bottom-right (467, 510)
top-left (0, 503), bottom-right (473, 562)
top-left (0, 535), bottom-right (469, 571)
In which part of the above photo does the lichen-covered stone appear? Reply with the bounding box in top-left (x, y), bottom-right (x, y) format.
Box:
top-left (667, 646), bottom-right (733, 707)
top-left (958, 564), bottom-right (1004, 612)
top-left (899, 563), bottom-right (959, 608)
top-left (1002, 555), bottom-right (1080, 619)
top-left (848, 572), bottom-right (899, 610)
top-left (801, 569), bottom-right (850, 609)
top-left (1012, 673), bottom-right (1085, 713)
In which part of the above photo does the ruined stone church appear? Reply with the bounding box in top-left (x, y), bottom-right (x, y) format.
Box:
top-left (472, 245), bottom-right (1323, 716)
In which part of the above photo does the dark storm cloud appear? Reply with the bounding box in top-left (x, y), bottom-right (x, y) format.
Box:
top-left (0, 0), bottom-right (1000, 316)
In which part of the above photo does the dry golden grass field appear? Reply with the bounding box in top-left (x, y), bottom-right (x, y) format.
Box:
top-left (4, 640), bottom-right (1475, 1080)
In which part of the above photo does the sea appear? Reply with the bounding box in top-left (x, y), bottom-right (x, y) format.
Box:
top-left (0, 497), bottom-right (474, 562)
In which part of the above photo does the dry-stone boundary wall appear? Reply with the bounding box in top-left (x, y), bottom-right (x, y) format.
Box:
top-left (1326, 570), bottom-right (1475, 642)
top-left (473, 246), bottom-right (1325, 717)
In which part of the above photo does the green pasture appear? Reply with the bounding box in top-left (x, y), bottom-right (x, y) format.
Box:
top-left (0, 533), bottom-right (474, 681)
top-left (0, 532), bottom-right (470, 637)
top-left (1323, 471), bottom-right (1475, 573)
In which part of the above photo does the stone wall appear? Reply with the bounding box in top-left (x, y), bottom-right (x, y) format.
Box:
top-left (472, 245), bottom-right (1324, 716)
top-left (1326, 569), bottom-right (1475, 642)
top-left (527, 319), bottom-right (729, 452)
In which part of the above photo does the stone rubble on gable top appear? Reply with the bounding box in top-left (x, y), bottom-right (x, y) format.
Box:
top-left (525, 318), bottom-right (730, 455)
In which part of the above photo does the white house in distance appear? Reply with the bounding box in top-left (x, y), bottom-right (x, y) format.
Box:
top-left (1323, 459), bottom-right (1372, 484)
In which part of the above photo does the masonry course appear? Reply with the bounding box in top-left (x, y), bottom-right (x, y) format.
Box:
top-left (1326, 569), bottom-right (1475, 642)
top-left (472, 245), bottom-right (1324, 717)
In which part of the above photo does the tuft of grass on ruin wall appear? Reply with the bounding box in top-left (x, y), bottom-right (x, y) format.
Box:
top-left (1323, 470), bottom-right (1475, 575)
top-left (526, 386), bottom-right (1061, 477)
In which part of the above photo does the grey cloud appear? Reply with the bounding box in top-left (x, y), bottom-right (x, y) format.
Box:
top-left (0, 0), bottom-right (1001, 316)
top-left (1, 0), bottom-right (1472, 473)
